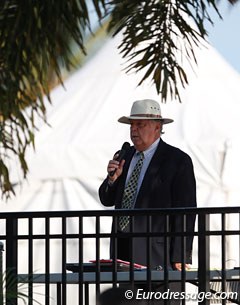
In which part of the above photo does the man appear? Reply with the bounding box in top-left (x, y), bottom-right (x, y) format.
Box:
top-left (97, 287), bottom-right (144, 305)
top-left (99, 99), bottom-right (196, 303)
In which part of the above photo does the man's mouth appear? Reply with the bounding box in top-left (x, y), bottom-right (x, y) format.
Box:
top-left (131, 135), bottom-right (139, 140)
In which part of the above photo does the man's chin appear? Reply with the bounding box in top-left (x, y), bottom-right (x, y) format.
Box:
top-left (132, 139), bottom-right (140, 146)
top-left (133, 142), bottom-right (145, 151)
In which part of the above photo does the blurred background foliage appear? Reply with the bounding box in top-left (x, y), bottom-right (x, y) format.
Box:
top-left (0, 0), bottom-right (237, 197)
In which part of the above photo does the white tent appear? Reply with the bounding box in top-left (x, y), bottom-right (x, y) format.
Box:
top-left (1, 32), bottom-right (240, 301)
top-left (3, 33), bottom-right (240, 208)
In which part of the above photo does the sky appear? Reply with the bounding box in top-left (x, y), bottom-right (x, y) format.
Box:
top-left (206, 0), bottom-right (240, 74)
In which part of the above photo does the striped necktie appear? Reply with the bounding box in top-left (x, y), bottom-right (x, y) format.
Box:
top-left (119, 152), bottom-right (144, 230)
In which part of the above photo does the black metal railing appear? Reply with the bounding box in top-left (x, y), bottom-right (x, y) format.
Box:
top-left (0, 207), bottom-right (240, 305)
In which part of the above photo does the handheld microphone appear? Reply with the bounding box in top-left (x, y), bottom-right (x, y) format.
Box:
top-left (109, 142), bottom-right (130, 177)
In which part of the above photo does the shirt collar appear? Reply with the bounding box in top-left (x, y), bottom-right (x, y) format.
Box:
top-left (135, 138), bottom-right (160, 158)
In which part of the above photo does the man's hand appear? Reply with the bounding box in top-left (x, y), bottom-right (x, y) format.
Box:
top-left (107, 154), bottom-right (125, 183)
top-left (173, 263), bottom-right (191, 271)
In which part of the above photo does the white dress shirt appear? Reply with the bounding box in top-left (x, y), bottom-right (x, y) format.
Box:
top-left (125, 138), bottom-right (160, 205)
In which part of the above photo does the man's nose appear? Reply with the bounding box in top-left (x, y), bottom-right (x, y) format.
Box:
top-left (130, 124), bottom-right (137, 131)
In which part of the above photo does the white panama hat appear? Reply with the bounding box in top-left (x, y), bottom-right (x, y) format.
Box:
top-left (118, 99), bottom-right (173, 124)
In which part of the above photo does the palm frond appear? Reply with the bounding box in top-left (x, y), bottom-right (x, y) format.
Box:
top-left (107, 0), bottom-right (221, 102)
top-left (0, 0), bottom-right (106, 197)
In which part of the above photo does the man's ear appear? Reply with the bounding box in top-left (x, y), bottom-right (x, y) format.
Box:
top-left (155, 122), bottom-right (162, 133)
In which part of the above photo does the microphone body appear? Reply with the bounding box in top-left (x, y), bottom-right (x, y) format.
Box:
top-left (109, 142), bottom-right (130, 177)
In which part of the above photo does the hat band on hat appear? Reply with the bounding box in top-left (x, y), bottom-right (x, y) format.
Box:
top-left (131, 114), bottom-right (162, 118)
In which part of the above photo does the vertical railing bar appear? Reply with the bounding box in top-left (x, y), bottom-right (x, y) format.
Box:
top-left (28, 218), bottom-right (33, 305)
top-left (239, 212), bottom-right (240, 274)
top-left (84, 284), bottom-right (89, 305)
top-left (221, 213), bottom-right (226, 305)
top-left (146, 214), bottom-right (152, 292)
top-left (129, 214), bottom-right (134, 287)
top-left (112, 215), bottom-right (117, 288)
top-left (57, 283), bottom-right (62, 305)
top-left (181, 213), bottom-right (186, 305)
top-left (239, 212), bottom-right (240, 292)
top-left (62, 216), bottom-right (67, 305)
top-left (78, 216), bottom-right (84, 305)
top-left (95, 216), bottom-right (100, 299)
top-left (6, 217), bottom-right (18, 305)
top-left (198, 212), bottom-right (210, 305)
top-left (0, 241), bottom-right (4, 305)
top-left (81, 217), bottom-right (90, 305)
top-left (238, 212), bottom-right (240, 305)
top-left (45, 217), bottom-right (50, 305)
top-left (164, 214), bottom-right (169, 294)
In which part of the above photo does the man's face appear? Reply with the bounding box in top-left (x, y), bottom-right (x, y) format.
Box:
top-left (130, 119), bottom-right (161, 151)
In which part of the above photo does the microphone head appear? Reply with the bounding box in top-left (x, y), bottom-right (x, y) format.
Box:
top-left (122, 142), bottom-right (130, 150)
top-left (109, 142), bottom-right (130, 177)
top-left (115, 142), bottom-right (130, 162)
